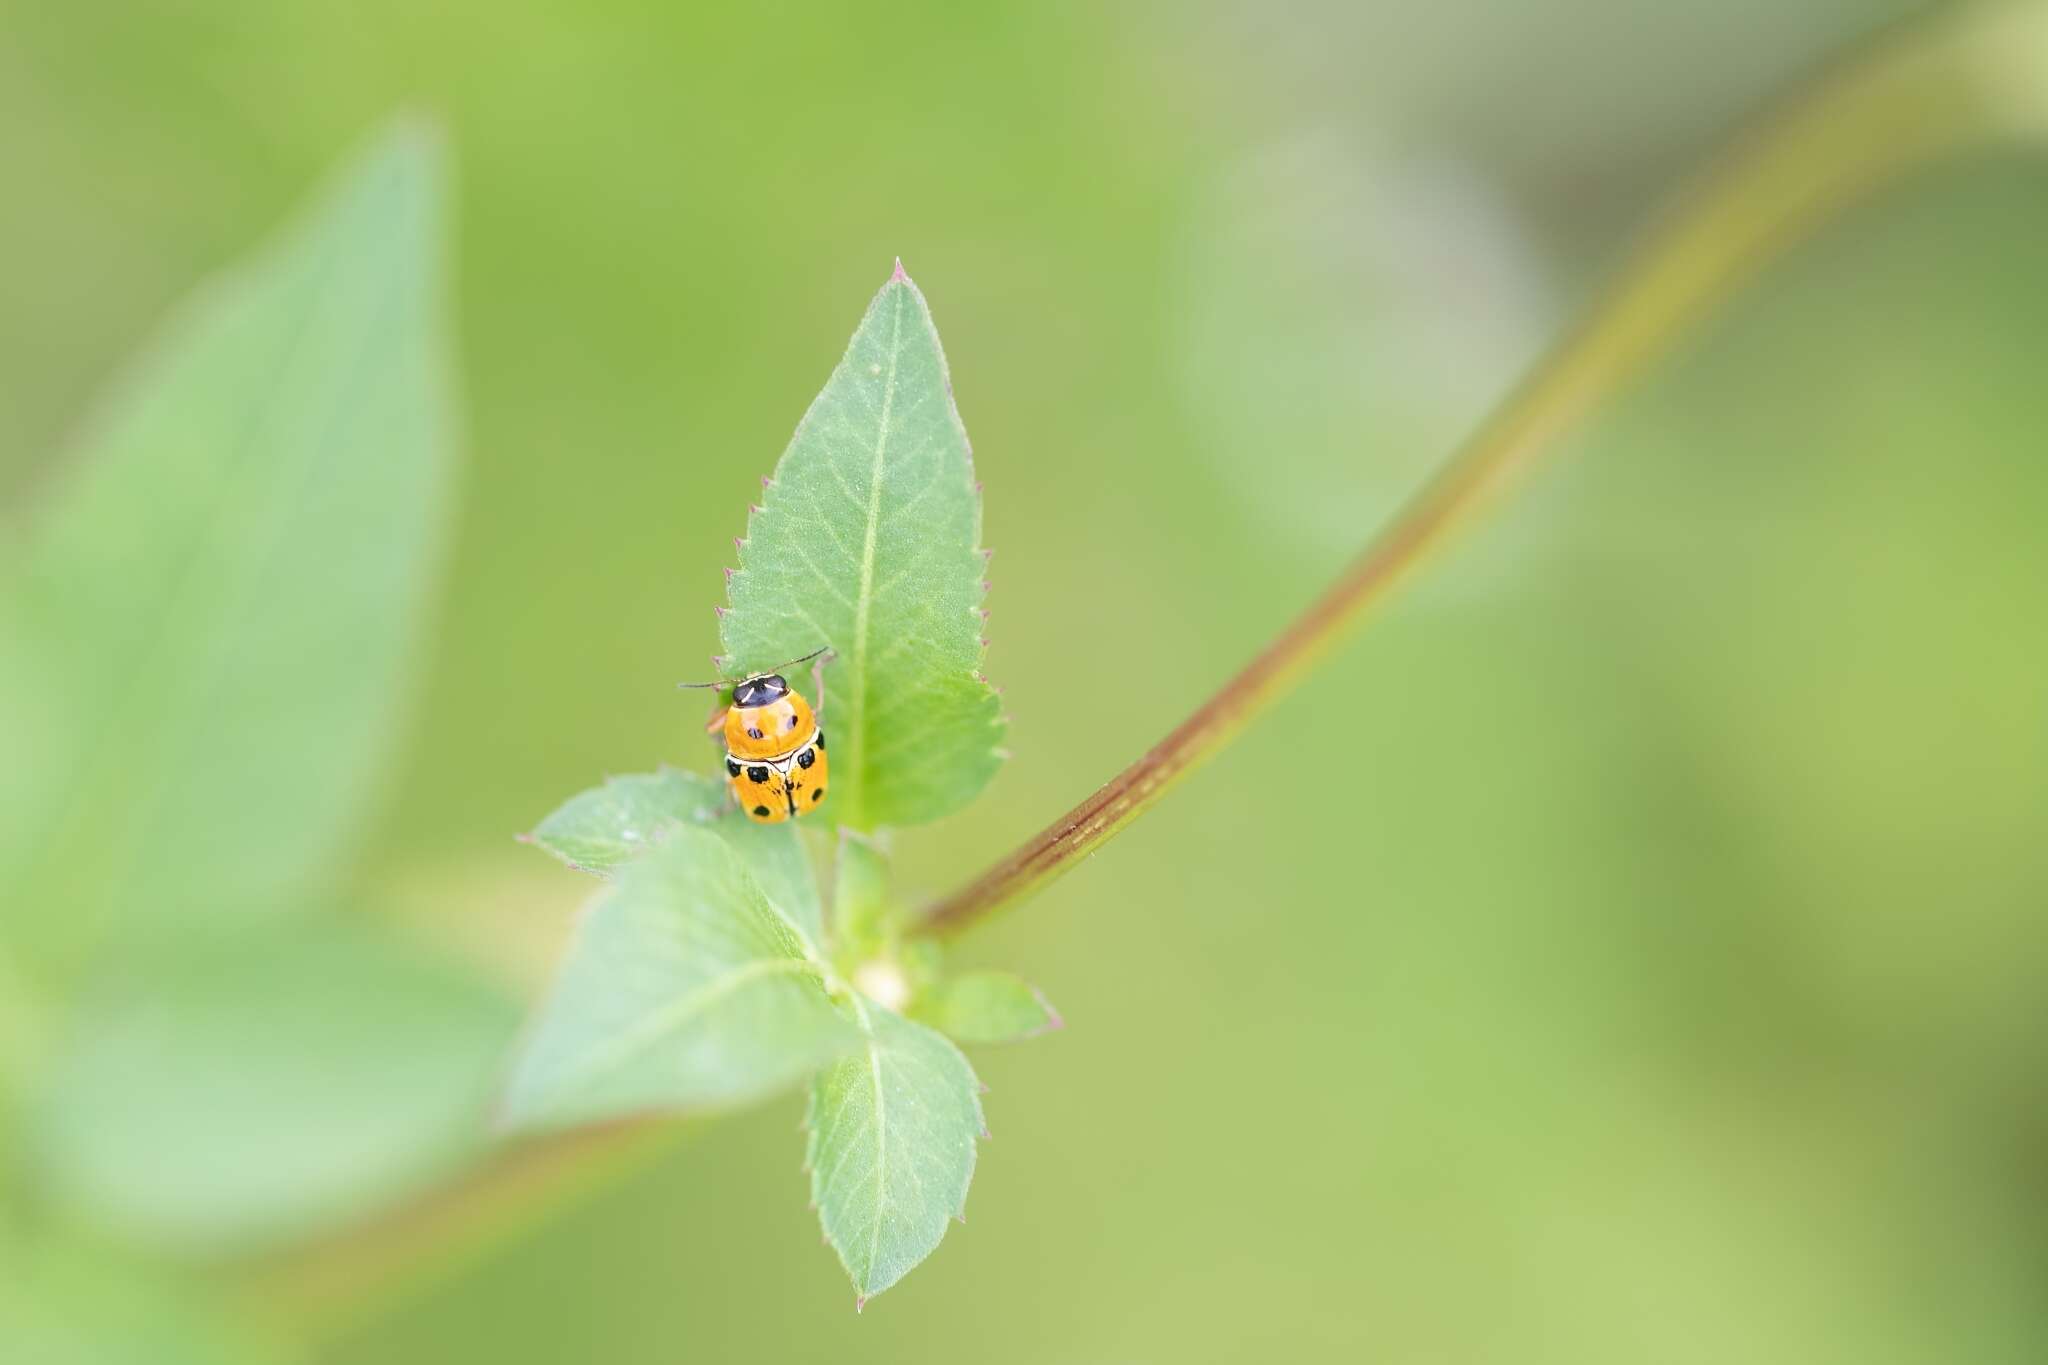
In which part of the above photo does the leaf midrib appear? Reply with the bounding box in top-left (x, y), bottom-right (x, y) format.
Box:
top-left (844, 286), bottom-right (908, 829)
top-left (848, 994), bottom-right (887, 1289)
top-left (536, 955), bottom-right (819, 1113)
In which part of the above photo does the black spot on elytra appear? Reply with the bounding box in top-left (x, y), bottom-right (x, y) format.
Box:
top-left (752, 805), bottom-right (771, 818)
top-left (812, 788), bottom-right (825, 803)
top-left (725, 757), bottom-right (741, 777)
top-left (796, 748), bottom-right (815, 769)
top-left (746, 765), bottom-right (770, 784)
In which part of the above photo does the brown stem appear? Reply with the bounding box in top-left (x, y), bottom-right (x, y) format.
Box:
top-left (238, 1118), bottom-right (682, 1340)
top-left (919, 0), bottom-right (2048, 936)
top-left (255, 6), bottom-right (2048, 1343)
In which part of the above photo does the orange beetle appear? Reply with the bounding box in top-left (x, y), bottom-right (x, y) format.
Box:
top-left (686, 649), bottom-right (830, 824)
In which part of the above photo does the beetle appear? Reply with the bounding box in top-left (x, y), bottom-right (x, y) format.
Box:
top-left (682, 648), bottom-right (830, 824)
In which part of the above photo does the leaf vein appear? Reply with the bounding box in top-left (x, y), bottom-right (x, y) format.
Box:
top-left (538, 956), bottom-right (815, 1111)
top-left (845, 287), bottom-right (908, 822)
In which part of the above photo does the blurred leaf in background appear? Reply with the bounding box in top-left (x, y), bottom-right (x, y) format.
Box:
top-left (1177, 135), bottom-right (1554, 573)
top-left (30, 924), bottom-right (512, 1255)
top-left (0, 121), bottom-right (457, 976)
top-left (0, 1238), bottom-right (293, 1365)
top-left (1, 0), bottom-right (2045, 1362)
top-left (0, 120), bottom-right (516, 1355)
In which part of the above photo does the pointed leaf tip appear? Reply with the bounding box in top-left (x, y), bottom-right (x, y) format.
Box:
top-left (809, 1009), bottom-right (981, 1301)
top-left (909, 969), bottom-right (1060, 1045)
top-left (720, 267), bottom-right (1002, 828)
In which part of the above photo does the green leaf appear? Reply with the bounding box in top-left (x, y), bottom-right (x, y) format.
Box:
top-left (502, 824), bottom-right (857, 1131)
top-left (527, 769), bottom-right (824, 946)
top-left (807, 998), bottom-right (984, 1305)
top-left (26, 925), bottom-right (515, 1254)
top-left (0, 1238), bottom-right (292, 1365)
top-left (0, 121), bottom-right (458, 974)
top-left (910, 969), bottom-right (1062, 1045)
top-left (720, 266), bottom-right (1004, 831)
top-left (526, 769), bottom-right (723, 874)
top-left (830, 829), bottom-right (892, 960)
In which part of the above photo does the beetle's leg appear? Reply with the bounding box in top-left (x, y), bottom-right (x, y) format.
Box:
top-left (703, 702), bottom-right (727, 735)
top-left (698, 777), bottom-right (739, 821)
top-left (810, 649), bottom-right (836, 721)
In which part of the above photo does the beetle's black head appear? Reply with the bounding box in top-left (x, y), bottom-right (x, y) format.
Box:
top-left (731, 673), bottom-right (789, 708)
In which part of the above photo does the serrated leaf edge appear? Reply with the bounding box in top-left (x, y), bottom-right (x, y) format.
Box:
top-left (718, 266), bottom-right (1005, 814)
top-left (521, 769), bottom-right (828, 960)
top-left (803, 991), bottom-right (985, 1306)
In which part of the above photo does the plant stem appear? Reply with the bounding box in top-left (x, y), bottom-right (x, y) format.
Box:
top-left (918, 0), bottom-right (2048, 938)
top-left (261, 6), bottom-right (2048, 1343)
top-left (238, 1118), bottom-right (684, 1341)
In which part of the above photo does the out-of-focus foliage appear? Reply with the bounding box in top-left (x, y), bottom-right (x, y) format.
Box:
top-left (0, 1239), bottom-right (290, 1365)
top-left (2, 0), bottom-right (2046, 1361)
top-left (0, 125), bottom-right (455, 976)
top-left (30, 924), bottom-right (512, 1254)
top-left (0, 123), bottom-right (516, 1356)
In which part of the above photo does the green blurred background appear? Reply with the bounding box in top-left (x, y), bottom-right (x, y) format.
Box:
top-left (4, 0), bottom-right (2047, 1360)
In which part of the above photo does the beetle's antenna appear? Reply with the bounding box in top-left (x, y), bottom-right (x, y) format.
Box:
top-left (769, 646), bottom-right (830, 673)
top-left (679, 646), bottom-right (828, 691)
